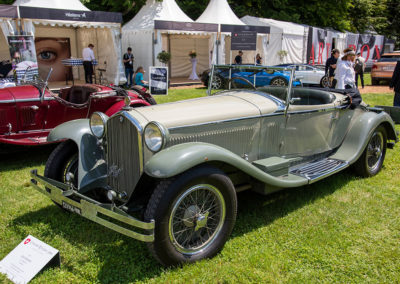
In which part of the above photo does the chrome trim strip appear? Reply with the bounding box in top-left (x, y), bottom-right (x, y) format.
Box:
top-left (168, 111), bottom-right (284, 131)
top-left (0, 97), bottom-right (56, 103)
top-left (0, 99), bottom-right (15, 103)
top-left (122, 111), bottom-right (144, 132)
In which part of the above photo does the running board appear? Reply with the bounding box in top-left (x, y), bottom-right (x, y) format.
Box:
top-left (290, 158), bottom-right (348, 183)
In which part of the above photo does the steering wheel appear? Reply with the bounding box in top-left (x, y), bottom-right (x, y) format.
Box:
top-left (227, 76), bottom-right (256, 90)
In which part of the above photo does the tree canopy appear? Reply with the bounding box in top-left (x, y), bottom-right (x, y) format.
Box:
top-left (0, 0), bottom-right (397, 46)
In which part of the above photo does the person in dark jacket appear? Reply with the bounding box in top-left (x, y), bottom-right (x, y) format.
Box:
top-left (234, 51), bottom-right (243, 64)
top-left (389, 60), bottom-right (400, 107)
top-left (325, 48), bottom-right (340, 88)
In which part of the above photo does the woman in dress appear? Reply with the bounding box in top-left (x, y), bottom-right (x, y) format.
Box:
top-left (335, 48), bottom-right (356, 89)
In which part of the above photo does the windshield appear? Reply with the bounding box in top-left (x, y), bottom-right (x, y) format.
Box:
top-left (378, 56), bottom-right (400, 62)
top-left (207, 64), bottom-right (298, 97)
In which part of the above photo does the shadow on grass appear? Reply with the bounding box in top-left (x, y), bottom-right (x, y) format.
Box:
top-left (10, 169), bottom-right (355, 283)
top-left (0, 144), bottom-right (56, 172)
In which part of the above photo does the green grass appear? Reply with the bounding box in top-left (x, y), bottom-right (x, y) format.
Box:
top-left (0, 90), bottom-right (399, 283)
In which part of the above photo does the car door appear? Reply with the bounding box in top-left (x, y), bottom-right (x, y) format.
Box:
top-left (280, 90), bottom-right (337, 157)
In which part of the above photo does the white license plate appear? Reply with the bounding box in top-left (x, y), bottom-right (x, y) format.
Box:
top-left (382, 66), bottom-right (395, 71)
top-left (62, 201), bottom-right (81, 215)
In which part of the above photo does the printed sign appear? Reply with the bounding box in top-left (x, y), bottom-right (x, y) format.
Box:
top-left (149, 67), bottom-right (168, 95)
top-left (35, 37), bottom-right (72, 82)
top-left (231, 31), bottom-right (257, 51)
top-left (0, 235), bottom-right (60, 284)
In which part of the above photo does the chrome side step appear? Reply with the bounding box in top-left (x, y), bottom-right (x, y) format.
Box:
top-left (290, 158), bottom-right (348, 183)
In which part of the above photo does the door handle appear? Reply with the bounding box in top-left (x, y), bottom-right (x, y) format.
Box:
top-left (30, 105), bottom-right (39, 111)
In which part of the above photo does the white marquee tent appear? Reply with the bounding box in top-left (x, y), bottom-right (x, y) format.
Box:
top-left (241, 16), bottom-right (309, 64)
top-left (196, 0), bottom-right (246, 65)
top-left (0, 0), bottom-right (125, 84)
top-left (123, 0), bottom-right (219, 79)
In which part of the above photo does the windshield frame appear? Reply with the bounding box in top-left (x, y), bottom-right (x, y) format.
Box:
top-left (207, 64), bottom-right (296, 106)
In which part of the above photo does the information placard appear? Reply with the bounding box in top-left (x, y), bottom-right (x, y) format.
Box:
top-left (149, 66), bottom-right (168, 95)
top-left (0, 235), bottom-right (60, 284)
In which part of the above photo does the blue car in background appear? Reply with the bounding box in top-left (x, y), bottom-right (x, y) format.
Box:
top-left (201, 65), bottom-right (301, 89)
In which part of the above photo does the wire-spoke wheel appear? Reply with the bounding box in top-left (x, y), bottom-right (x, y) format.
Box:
top-left (270, 77), bottom-right (288, 86)
top-left (144, 166), bottom-right (237, 266)
top-left (169, 184), bottom-right (225, 254)
top-left (354, 126), bottom-right (387, 177)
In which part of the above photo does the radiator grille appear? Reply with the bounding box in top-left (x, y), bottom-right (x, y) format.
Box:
top-left (106, 115), bottom-right (142, 196)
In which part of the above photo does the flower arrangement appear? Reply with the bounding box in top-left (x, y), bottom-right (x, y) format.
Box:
top-left (189, 50), bottom-right (197, 58)
top-left (157, 50), bottom-right (171, 65)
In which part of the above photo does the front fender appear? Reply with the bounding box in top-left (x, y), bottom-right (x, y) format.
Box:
top-left (331, 109), bottom-right (398, 164)
top-left (144, 142), bottom-right (308, 188)
top-left (104, 99), bottom-right (150, 117)
top-left (48, 119), bottom-right (107, 192)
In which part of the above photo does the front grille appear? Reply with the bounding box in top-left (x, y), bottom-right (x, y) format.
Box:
top-left (106, 114), bottom-right (142, 196)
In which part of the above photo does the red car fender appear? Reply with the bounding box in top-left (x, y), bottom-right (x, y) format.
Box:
top-left (104, 98), bottom-right (150, 117)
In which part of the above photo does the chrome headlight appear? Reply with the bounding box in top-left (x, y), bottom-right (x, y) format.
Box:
top-left (144, 122), bottom-right (166, 152)
top-left (90, 112), bottom-right (109, 139)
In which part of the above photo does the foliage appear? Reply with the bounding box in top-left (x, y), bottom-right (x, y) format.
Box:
top-left (277, 50), bottom-right (288, 61)
top-left (156, 50), bottom-right (171, 64)
top-left (0, 88), bottom-right (399, 283)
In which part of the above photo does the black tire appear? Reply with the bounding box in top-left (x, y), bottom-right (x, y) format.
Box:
top-left (320, 75), bottom-right (329, 88)
top-left (44, 140), bottom-right (78, 207)
top-left (354, 126), bottom-right (387, 177)
top-left (371, 78), bottom-right (379, 85)
top-left (270, 77), bottom-right (288, 86)
top-left (144, 165), bottom-right (237, 266)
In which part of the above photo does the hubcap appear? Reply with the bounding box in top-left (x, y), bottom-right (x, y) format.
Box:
top-left (211, 76), bottom-right (222, 89)
top-left (169, 184), bottom-right (226, 254)
top-left (63, 154), bottom-right (78, 187)
top-left (271, 78), bottom-right (286, 86)
top-left (366, 131), bottom-right (384, 172)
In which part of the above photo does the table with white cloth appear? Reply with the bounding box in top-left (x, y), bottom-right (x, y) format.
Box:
top-left (189, 58), bottom-right (199, 80)
top-left (15, 67), bottom-right (39, 84)
top-left (61, 59), bottom-right (98, 85)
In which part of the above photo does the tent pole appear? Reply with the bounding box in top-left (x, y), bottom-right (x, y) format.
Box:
top-left (75, 27), bottom-right (79, 81)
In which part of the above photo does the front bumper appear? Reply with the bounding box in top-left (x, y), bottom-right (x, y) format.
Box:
top-left (30, 170), bottom-right (154, 242)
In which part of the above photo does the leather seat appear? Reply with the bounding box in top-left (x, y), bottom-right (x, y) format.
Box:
top-left (64, 84), bottom-right (101, 104)
top-left (260, 86), bottom-right (335, 105)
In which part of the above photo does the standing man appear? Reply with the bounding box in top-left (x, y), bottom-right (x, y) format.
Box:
top-left (389, 60), bottom-right (400, 107)
top-left (123, 47), bottom-right (134, 87)
top-left (325, 49), bottom-right (339, 88)
top-left (82, 43), bottom-right (95, 84)
top-left (234, 51), bottom-right (243, 65)
top-left (354, 52), bottom-right (365, 89)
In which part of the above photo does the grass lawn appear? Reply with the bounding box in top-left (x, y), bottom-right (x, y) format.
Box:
top-left (0, 89), bottom-right (399, 283)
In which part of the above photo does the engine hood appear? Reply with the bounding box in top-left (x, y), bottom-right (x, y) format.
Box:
top-left (129, 90), bottom-right (283, 128)
top-left (0, 85), bottom-right (40, 102)
top-left (0, 88), bottom-right (15, 103)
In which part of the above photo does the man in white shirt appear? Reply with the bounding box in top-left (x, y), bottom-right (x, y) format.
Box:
top-left (82, 43), bottom-right (95, 84)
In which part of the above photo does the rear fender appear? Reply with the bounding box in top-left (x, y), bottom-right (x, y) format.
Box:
top-left (331, 109), bottom-right (398, 164)
top-left (104, 99), bottom-right (150, 117)
top-left (47, 119), bottom-right (107, 193)
top-left (144, 142), bottom-right (308, 188)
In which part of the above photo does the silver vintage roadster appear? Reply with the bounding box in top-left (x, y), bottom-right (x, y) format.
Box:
top-left (30, 65), bottom-right (398, 266)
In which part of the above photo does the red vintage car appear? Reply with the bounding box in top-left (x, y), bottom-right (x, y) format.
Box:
top-left (0, 83), bottom-right (156, 146)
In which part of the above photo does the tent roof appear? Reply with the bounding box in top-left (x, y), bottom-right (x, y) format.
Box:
top-left (241, 15), bottom-right (306, 35)
top-left (123, 0), bottom-right (193, 31)
top-left (13, 0), bottom-right (89, 11)
top-left (196, 0), bottom-right (244, 25)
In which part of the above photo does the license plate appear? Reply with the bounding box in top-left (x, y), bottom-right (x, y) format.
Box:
top-left (62, 201), bottom-right (82, 215)
top-left (383, 66), bottom-right (395, 71)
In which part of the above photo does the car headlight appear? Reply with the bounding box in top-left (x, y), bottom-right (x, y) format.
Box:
top-left (144, 122), bottom-right (166, 152)
top-left (90, 112), bottom-right (109, 139)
